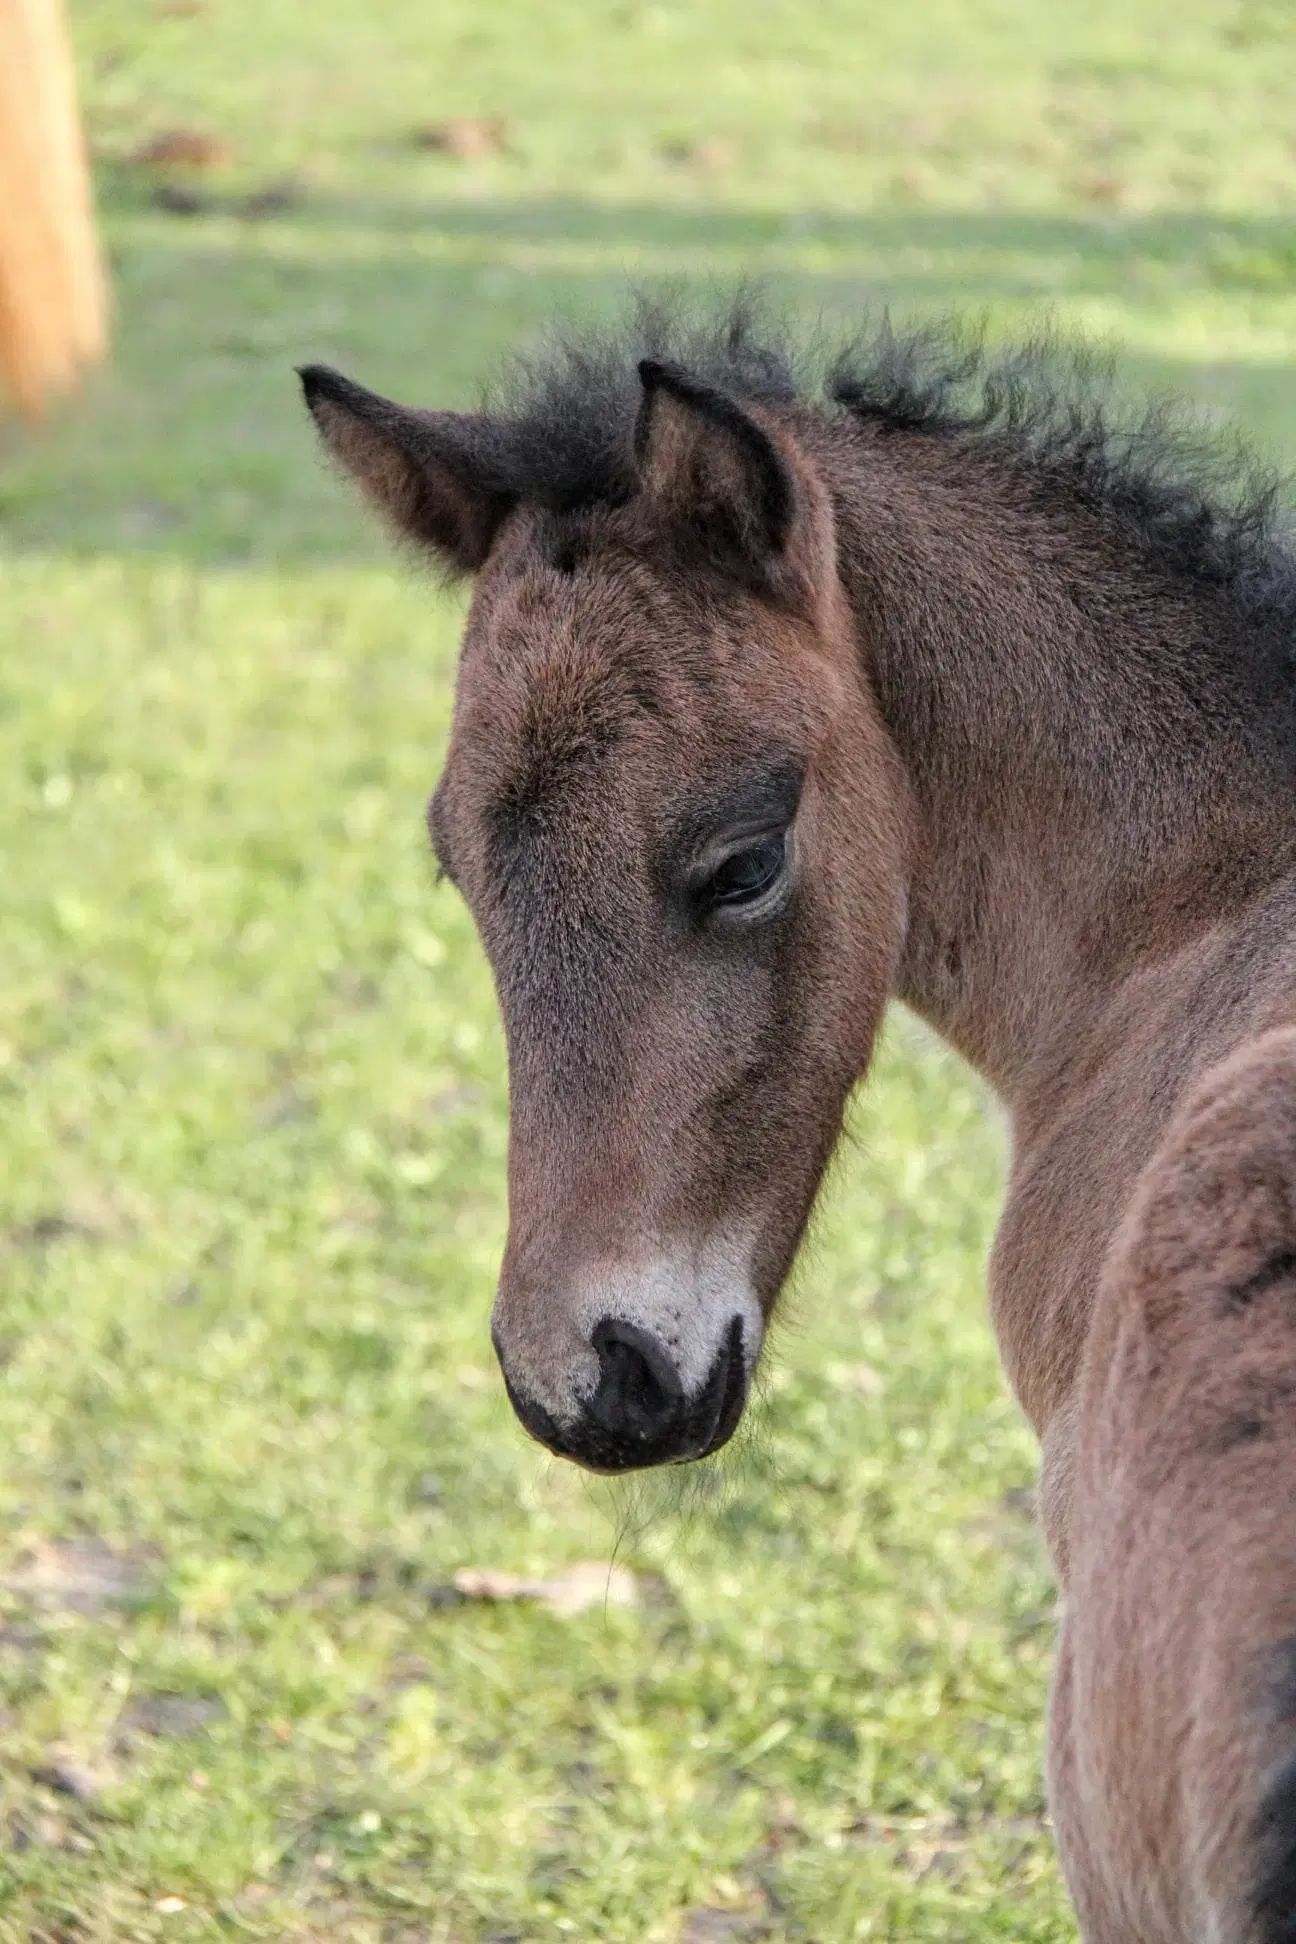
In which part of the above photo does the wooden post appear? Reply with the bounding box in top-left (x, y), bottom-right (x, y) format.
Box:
top-left (0, 0), bottom-right (108, 420)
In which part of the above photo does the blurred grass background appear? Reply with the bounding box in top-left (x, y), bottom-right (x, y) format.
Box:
top-left (1, 1), bottom-right (1294, 1938)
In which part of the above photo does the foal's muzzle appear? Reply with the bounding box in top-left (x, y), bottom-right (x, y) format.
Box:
top-left (498, 1313), bottom-right (749, 1473)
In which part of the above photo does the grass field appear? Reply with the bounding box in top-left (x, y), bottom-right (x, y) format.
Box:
top-left (2, 2), bottom-right (1296, 1938)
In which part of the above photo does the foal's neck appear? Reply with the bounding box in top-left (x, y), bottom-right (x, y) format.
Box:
top-left (821, 424), bottom-right (1294, 1105)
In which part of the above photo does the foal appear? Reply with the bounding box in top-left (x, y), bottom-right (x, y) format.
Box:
top-left (302, 310), bottom-right (1296, 1942)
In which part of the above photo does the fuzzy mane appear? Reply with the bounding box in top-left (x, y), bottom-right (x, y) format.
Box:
top-left (464, 298), bottom-right (1295, 633)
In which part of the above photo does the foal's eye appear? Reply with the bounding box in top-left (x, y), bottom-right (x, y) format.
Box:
top-left (703, 832), bottom-right (789, 911)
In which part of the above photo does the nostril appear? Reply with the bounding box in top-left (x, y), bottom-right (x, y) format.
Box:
top-left (589, 1318), bottom-right (683, 1441)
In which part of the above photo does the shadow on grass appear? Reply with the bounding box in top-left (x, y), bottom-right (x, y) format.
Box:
top-left (1, 190), bottom-right (1293, 565)
top-left (90, 170), bottom-right (1296, 260)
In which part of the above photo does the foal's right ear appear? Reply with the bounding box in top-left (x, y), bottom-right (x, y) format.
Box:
top-left (298, 365), bottom-right (512, 573)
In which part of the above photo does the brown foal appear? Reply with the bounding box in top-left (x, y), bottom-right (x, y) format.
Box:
top-left (302, 306), bottom-right (1296, 1942)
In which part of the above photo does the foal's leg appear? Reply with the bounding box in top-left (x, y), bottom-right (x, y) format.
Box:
top-left (1054, 1026), bottom-right (1296, 1944)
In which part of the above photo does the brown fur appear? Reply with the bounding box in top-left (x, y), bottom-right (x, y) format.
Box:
top-left (301, 312), bottom-right (1296, 1940)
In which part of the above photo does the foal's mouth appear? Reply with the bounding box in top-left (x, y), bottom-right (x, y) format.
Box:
top-left (500, 1314), bottom-right (749, 1474)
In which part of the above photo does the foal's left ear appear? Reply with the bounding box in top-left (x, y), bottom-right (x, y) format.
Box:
top-left (298, 364), bottom-right (512, 573)
top-left (634, 360), bottom-right (800, 584)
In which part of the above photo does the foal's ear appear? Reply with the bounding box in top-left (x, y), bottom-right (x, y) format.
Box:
top-left (298, 365), bottom-right (511, 573)
top-left (634, 359), bottom-right (797, 579)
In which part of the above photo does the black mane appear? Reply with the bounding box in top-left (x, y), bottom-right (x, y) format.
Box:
top-left (466, 298), bottom-right (1295, 631)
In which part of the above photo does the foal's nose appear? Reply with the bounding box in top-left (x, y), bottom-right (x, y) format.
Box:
top-left (587, 1318), bottom-right (683, 1446)
top-left (495, 1308), bottom-right (750, 1473)
top-left (569, 1312), bottom-right (746, 1469)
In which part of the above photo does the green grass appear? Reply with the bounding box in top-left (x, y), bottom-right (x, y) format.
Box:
top-left (2, 1), bottom-right (1296, 1937)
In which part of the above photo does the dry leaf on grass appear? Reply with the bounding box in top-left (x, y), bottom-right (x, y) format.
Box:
top-left (452, 1561), bottom-right (642, 1615)
top-left (1078, 172), bottom-right (1125, 205)
top-left (412, 117), bottom-right (509, 161)
top-left (130, 129), bottom-right (230, 169)
top-left (5, 1538), bottom-right (155, 1615)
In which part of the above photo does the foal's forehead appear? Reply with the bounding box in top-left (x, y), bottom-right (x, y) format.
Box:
top-left (459, 518), bottom-right (735, 737)
top-left (445, 511), bottom-right (807, 851)
top-left (472, 511), bottom-right (685, 662)
top-left (443, 539), bottom-right (673, 837)
top-left (460, 554), bottom-right (663, 747)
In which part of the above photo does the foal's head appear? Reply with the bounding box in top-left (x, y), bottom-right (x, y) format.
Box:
top-left (302, 339), bottom-right (910, 1470)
